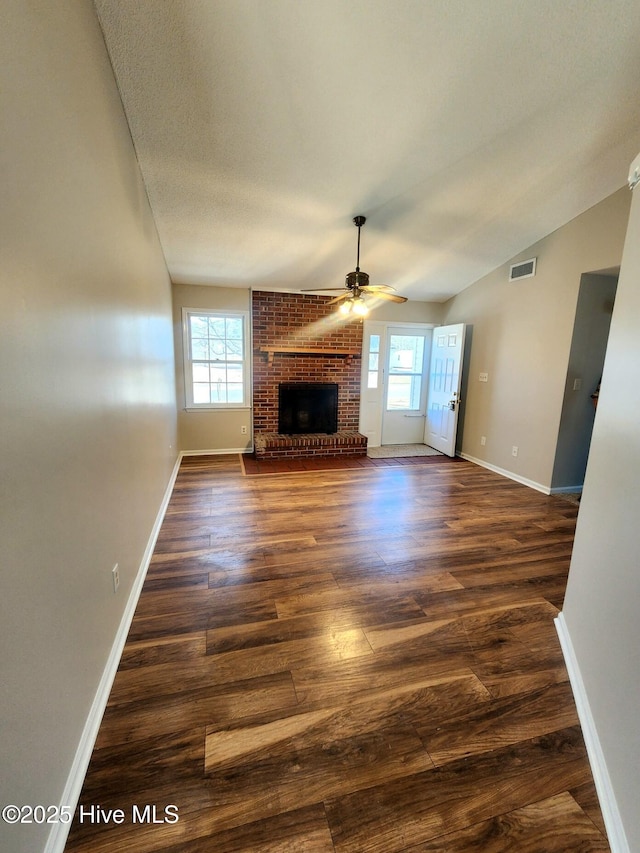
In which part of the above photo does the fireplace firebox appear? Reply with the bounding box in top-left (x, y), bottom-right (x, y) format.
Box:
top-left (278, 382), bottom-right (338, 435)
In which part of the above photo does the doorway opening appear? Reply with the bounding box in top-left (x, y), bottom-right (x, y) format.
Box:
top-left (550, 270), bottom-right (618, 492)
top-left (359, 321), bottom-right (466, 457)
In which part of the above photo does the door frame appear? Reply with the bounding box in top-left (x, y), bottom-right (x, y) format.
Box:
top-left (359, 320), bottom-right (435, 448)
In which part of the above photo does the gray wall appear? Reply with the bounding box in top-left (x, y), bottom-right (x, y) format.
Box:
top-left (0, 2), bottom-right (177, 851)
top-left (441, 188), bottom-right (631, 491)
top-left (551, 273), bottom-right (618, 490)
top-left (562, 180), bottom-right (640, 852)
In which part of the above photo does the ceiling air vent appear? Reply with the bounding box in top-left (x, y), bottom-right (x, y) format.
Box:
top-left (509, 257), bottom-right (536, 282)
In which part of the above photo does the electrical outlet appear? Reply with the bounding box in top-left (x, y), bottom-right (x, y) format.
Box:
top-left (112, 563), bottom-right (120, 593)
top-left (512, 446), bottom-right (518, 457)
top-left (480, 436), bottom-right (486, 446)
top-left (479, 372), bottom-right (489, 382)
top-left (573, 378), bottom-right (582, 391)
top-left (241, 426), bottom-right (248, 435)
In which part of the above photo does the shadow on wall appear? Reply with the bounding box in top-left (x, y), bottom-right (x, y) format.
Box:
top-left (551, 271), bottom-right (618, 491)
top-left (455, 325), bottom-right (473, 455)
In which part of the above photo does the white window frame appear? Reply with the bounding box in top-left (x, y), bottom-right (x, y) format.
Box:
top-left (385, 332), bottom-right (427, 412)
top-left (182, 308), bottom-right (251, 410)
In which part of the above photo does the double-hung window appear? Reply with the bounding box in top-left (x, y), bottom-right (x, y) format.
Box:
top-left (182, 309), bottom-right (250, 408)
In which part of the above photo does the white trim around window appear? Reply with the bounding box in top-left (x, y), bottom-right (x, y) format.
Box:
top-left (182, 308), bottom-right (251, 410)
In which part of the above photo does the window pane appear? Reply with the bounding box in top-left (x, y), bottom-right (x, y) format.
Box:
top-left (190, 316), bottom-right (208, 337)
top-left (387, 375), bottom-right (422, 410)
top-left (210, 340), bottom-right (226, 359)
top-left (226, 339), bottom-right (243, 360)
top-left (209, 366), bottom-right (227, 383)
top-left (191, 338), bottom-right (209, 360)
top-left (192, 363), bottom-right (209, 382)
top-left (227, 384), bottom-right (244, 403)
top-left (386, 376), bottom-right (406, 409)
top-left (389, 335), bottom-right (424, 373)
top-left (367, 335), bottom-right (380, 389)
top-left (226, 364), bottom-right (243, 384)
top-left (193, 383), bottom-right (211, 404)
top-left (226, 317), bottom-right (243, 339)
top-left (208, 317), bottom-right (226, 338)
top-left (210, 384), bottom-right (227, 403)
top-left (409, 375), bottom-right (422, 409)
top-left (387, 375), bottom-right (410, 408)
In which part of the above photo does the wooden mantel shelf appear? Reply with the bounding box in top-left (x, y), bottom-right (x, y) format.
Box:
top-left (259, 346), bottom-right (361, 365)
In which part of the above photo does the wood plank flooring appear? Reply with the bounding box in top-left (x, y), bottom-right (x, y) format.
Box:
top-left (64, 455), bottom-right (609, 852)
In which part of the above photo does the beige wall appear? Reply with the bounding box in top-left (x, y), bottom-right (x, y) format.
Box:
top-left (562, 180), bottom-right (640, 851)
top-left (365, 298), bottom-right (445, 324)
top-left (441, 187), bottom-right (631, 491)
top-left (172, 284), bottom-right (252, 452)
top-left (0, 3), bottom-right (177, 852)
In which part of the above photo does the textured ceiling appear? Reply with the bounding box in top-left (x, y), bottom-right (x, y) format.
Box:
top-left (94, 0), bottom-right (640, 301)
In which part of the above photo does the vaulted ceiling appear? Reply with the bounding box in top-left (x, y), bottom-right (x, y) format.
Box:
top-left (94, 0), bottom-right (640, 301)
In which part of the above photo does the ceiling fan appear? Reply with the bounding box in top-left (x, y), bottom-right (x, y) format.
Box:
top-left (302, 216), bottom-right (408, 316)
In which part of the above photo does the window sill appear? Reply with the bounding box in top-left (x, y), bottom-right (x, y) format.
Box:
top-left (184, 405), bottom-right (252, 412)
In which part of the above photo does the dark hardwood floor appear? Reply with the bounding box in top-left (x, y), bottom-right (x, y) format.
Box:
top-left (65, 454), bottom-right (609, 852)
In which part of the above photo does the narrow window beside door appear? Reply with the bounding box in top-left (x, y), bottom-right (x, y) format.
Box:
top-left (367, 334), bottom-right (381, 388)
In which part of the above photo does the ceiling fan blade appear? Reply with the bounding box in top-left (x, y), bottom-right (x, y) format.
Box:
top-left (361, 284), bottom-right (396, 292)
top-left (327, 292), bottom-right (352, 304)
top-left (372, 291), bottom-right (408, 303)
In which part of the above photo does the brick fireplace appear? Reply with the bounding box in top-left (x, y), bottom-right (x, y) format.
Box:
top-left (252, 290), bottom-right (367, 459)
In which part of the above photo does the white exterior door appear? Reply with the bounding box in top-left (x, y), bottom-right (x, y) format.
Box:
top-left (381, 327), bottom-right (431, 445)
top-left (425, 323), bottom-right (466, 456)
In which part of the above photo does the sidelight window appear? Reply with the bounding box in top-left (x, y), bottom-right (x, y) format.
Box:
top-left (367, 334), bottom-right (381, 388)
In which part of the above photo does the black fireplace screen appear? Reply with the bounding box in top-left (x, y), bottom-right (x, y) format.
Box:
top-left (278, 382), bottom-right (338, 434)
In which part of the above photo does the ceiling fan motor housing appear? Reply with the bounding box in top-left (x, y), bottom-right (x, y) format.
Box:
top-left (345, 270), bottom-right (369, 290)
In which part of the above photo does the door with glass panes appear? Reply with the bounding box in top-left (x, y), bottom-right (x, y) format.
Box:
top-left (380, 327), bottom-right (431, 444)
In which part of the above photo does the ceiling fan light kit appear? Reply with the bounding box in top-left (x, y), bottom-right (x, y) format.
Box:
top-left (339, 295), bottom-right (369, 316)
top-left (302, 215), bottom-right (408, 317)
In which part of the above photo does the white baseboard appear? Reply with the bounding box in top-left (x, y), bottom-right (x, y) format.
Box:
top-left (458, 453), bottom-right (582, 496)
top-left (45, 454), bottom-right (182, 853)
top-left (549, 484), bottom-right (583, 495)
top-left (458, 452), bottom-right (551, 494)
top-left (554, 613), bottom-right (629, 853)
top-left (180, 446), bottom-right (252, 456)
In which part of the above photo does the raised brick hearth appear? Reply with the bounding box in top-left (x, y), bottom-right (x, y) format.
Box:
top-left (254, 431), bottom-right (367, 460)
top-left (252, 291), bottom-right (367, 459)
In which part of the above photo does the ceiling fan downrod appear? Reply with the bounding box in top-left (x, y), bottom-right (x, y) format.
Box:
top-left (353, 215), bottom-right (366, 272)
top-left (347, 215), bottom-right (369, 291)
